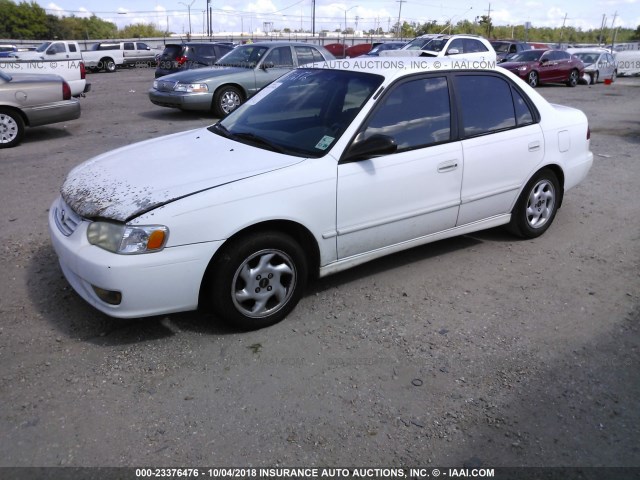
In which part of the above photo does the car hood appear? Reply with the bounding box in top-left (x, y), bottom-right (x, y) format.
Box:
top-left (61, 128), bottom-right (304, 222)
top-left (162, 65), bottom-right (251, 83)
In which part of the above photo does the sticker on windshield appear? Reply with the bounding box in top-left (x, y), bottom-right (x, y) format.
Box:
top-left (315, 135), bottom-right (335, 150)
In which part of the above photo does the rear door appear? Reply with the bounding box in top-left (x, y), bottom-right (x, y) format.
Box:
top-left (455, 73), bottom-right (544, 225)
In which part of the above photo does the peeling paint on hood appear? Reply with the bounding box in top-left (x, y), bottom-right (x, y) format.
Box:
top-left (61, 127), bottom-right (304, 222)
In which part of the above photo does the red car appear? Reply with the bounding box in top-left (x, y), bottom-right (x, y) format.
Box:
top-left (323, 43), bottom-right (347, 58)
top-left (500, 49), bottom-right (584, 88)
top-left (345, 43), bottom-right (373, 58)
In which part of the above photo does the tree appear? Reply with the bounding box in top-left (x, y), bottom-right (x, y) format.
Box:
top-left (119, 23), bottom-right (165, 39)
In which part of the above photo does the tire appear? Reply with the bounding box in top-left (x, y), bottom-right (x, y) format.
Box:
top-left (611, 70), bottom-right (617, 83)
top-left (207, 231), bottom-right (308, 330)
top-left (508, 169), bottom-right (560, 239)
top-left (592, 71), bottom-right (599, 84)
top-left (102, 57), bottom-right (116, 73)
top-left (527, 71), bottom-right (538, 88)
top-left (0, 108), bottom-right (25, 148)
top-left (566, 69), bottom-right (579, 87)
top-left (213, 85), bottom-right (243, 117)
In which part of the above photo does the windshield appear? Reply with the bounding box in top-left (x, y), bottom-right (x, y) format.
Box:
top-left (215, 45), bottom-right (269, 67)
top-left (211, 68), bottom-right (384, 158)
top-left (404, 36), bottom-right (444, 51)
top-left (36, 42), bottom-right (52, 53)
top-left (508, 50), bottom-right (544, 62)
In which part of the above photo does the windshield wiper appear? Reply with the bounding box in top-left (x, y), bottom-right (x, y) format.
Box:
top-left (232, 132), bottom-right (287, 154)
top-left (208, 122), bottom-right (232, 138)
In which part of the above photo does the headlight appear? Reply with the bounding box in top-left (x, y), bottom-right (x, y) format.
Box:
top-left (518, 65), bottom-right (529, 71)
top-left (153, 80), bottom-right (159, 89)
top-left (87, 222), bottom-right (169, 254)
top-left (174, 83), bottom-right (209, 93)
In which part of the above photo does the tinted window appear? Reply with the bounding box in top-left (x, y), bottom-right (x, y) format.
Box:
top-left (455, 75), bottom-right (516, 137)
top-left (137, 43), bottom-right (149, 49)
top-left (124, 43), bottom-right (134, 50)
top-left (294, 46), bottom-right (324, 66)
top-left (264, 46), bottom-right (294, 67)
top-left (464, 39), bottom-right (488, 53)
top-left (69, 44), bottom-right (77, 52)
top-left (360, 77), bottom-right (451, 150)
top-left (512, 88), bottom-right (534, 126)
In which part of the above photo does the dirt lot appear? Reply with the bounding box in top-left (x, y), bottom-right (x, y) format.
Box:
top-left (1, 67), bottom-right (639, 471)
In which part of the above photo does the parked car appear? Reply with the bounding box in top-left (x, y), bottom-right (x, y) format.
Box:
top-left (50, 57), bottom-right (592, 330)
top-left (380, 34), bottom-right (496, 62)
top-left (323, 43), bottom-right (347, 58)
top-left (499, 49), bottom-right (584, 87)
top-left (345, 43), bottom-right (373, 58)
top-left (491, 39), bottom-right (532, 62)
top-left (0, 71), bottom-right (80, 148)
top-left (567, 49), bottom-right (617, 84)
top-left (0, 44), bottom-right (18, 58)
top-left (149, 41), bottom-right (335, 117)
top-left (155, 42), bottom-right (235, 78)
top-left (364, 42), bottom-right (406, 56)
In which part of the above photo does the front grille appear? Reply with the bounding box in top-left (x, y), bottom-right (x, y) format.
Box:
top-left (54, 198), bottom-right (83, 236)
top-left (156, 80), bottom-right (177, 92)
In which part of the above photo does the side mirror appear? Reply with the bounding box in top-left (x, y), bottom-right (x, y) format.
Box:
top-left (342, 134), bottom-right (397, 163)
top-left (540, 58), bottom-right (549, 64)
top-left (261, 61), bottom-right (274, 70)
top-left (447, 48), bottom-right (460, 55)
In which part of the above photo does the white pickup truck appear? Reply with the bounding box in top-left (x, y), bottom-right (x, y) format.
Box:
top-left (11, 40), bottom-right (126, 73)
top-left (1, 41), bottom-right (90, 97)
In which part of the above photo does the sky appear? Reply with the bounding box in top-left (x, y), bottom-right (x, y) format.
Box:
top-left (35, 0), bottom-right (640, 35)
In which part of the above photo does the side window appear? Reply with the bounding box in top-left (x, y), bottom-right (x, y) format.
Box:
top-left (199, 45), bottom-right (215, 57)
top-left (49, 43), bottom-right (65, 54)
top-left (455, 75), bottom-right (516, 137)
top-left (359, 77), bottom-right (451, 151)
top-left (137, 43), bottom-right (149, 50)
top-left (447, 39), bottom-right (464, 55)
top-left (294, 46), bottom-right (318, 66)
top-left (465, 39), bottom-right (488, 53)
top-left (512, 88), bottom-right (534, 126)
top-left (311, 47), bottom-right (326, 63)
top-left (124, 43), bottom-right (134, 50)
top-left (264, 47), bottom-right (294, 67)
top-left (68, 44), bottom-right (77, 52)
top-left (509, 44), bottom-right (517, 53)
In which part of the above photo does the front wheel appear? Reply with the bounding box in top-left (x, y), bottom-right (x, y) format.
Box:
top-left (0, 108), bottom-right (25, 148)
top-left (213, 85), bottom-right (243, 117)
top-left (102, 57), bottom-right (117, 73)
top-left (508, 169), bottom-right (560, 239)
top-left (566, 69), bottom-right (579, 87)
top-left (527, 71), bottom-right (538, 88)
top-left (206, 231), bottom-right (308, 330)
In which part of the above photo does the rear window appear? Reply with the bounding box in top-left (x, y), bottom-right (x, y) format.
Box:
top-left (162, 45), bottom-right (183, 57)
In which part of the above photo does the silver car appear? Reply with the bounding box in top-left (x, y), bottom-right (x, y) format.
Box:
top-left (0, 71), bottom-right (80, 148)
top-left (571, 49), bottom-right (617, 84)
top-left (149, 41), bottom-right (335, 117)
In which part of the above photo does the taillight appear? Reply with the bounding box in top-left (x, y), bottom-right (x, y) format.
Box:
top-left (587, 126), bottom-right (590, 140)
top-left (62, 81), bottom-right (71, 100)
top-left (80, 61), bottom-right (86, 79)
top-left (176, 55), bottom-right (187, 65)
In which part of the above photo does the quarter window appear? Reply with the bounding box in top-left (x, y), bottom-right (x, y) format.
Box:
top-left (360, 77), bottom-right (451, 151)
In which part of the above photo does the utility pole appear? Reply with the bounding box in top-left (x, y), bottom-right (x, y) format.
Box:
top-left (609, 11), bottom-right (618, 52)
top-left (396, 0), bottom-right (405, 39)
top-left (598, 14), bottom-right (607, 45)
top-left (179, 0), bottom-right (195, 36)
top-left (312, 0), bottom-right (316, 36)
top-left (486, 3), bottom-right (491, 38)
top-left (559, 12), bottom-right (567, 43)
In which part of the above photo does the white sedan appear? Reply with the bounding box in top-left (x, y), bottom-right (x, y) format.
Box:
top-left (49, 58), bottom-right (593, 330)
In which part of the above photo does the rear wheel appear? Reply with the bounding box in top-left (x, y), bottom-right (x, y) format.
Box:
top-left (102, 57), bottom-right (116, 73)
top-left (566, 69), bottom-right (579, 87)
top-left (213, 85), bottom-right (243, 118)
top-left (508, 169), bottom-right (560, 239)
top-left (592, 71), bottom-right (599, 84)
top-left (611, 70), bottom-right (617, 83)
top-left (206, 231), bottom-right (308, 330)
top-left (527, 71), bottom-right (538, 87)
top-left (0, 108), bottom-right (25, 148)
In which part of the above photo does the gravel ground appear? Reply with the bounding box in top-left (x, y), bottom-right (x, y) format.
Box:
top-left (0, 67), bottom-right (639, 470)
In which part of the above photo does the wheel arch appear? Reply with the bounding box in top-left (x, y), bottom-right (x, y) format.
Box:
top-left (0, 105), bottom-right (29, 126)
top-left (198, 219), bottom-right (320, 309)
top-left (533, 164), bottom-right (565, 208)
top-left (213, 82), bottom-right (248, 101)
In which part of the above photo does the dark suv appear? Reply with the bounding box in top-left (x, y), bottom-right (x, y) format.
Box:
top-left (490, 40), bottom-right (532, 62)
top-left (155, 42), bottom-right (235, 78)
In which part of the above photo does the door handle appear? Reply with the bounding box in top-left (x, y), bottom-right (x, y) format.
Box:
top-left (528, 141), bottom-right (541, 152)
top-left (437, 160), bottom-right (458, 173)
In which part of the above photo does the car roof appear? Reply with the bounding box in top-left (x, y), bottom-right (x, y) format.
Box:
top-left (236, 41), bottom-right (321, 47)
top-left (308, 56), bottom-right (500, 82)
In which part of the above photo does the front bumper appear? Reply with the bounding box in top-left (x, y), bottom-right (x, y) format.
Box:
top-left (48, 196), bottom-right (222, 319)
top-left (148, 88), bottom-right (213, 111)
